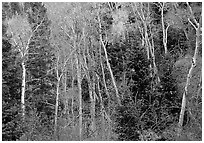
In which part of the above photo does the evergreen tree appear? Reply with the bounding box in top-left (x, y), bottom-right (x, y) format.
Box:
top-left (2, 6), bottom-right (22, 139)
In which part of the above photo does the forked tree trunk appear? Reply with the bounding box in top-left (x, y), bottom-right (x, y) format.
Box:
top-left (160, 2), bottom-right (169, 54)
top-left (54, 55), bottom-right (63, 140)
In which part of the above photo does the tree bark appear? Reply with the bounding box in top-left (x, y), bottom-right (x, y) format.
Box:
top-left (54, 78), bottom-right (60, 140)
top-left (54, 55), bottom-right (60, 140)
top-left (76, 53), bottom-right (82, 141)
top-left (160, 2), bottom-right (169, 54)
top-left (97, 75), bottom-right (105, 140)
top-left (99, 41), bottom-right (111, 140)
top-left (63, 65), bottom-right (68, 115)
top-left (71, 58), bottom-right (75, 117)
top-left (21, 61), bottom-right (26, 121)
top-left (90, 75), bottom-right (96, 137)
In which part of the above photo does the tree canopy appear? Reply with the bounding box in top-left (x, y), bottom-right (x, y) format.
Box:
top-left (2, 2), bottom-right (202, 141)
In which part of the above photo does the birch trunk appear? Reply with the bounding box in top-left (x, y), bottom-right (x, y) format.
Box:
top-left (71, 58), bottom-right (75, 116)
top-left (90, 75), bottom-right (96, 137)
top-left (97, 11), bottom-right (121, 105)
top-left (63, 70), bottom-right (67, 115)
top-left (177, 3), bottom-right (201, 138)
top-left (54, 79), bottom-right (60, 140)
top-left (97, 76), bottom-right (105, 140)
top-left (85, 68), bottom-right (95, 136)
top-left (99, 42), bottom-right (111, 140)
top-left (76, 54), bottom-right (82, 140)
top-left (134, 3), bottom-right (155, 80)
top-left (160, 2), bottom-right (169, 54)
top-left (54, 54), bottom-right (60, 140)
top-left (21, 61), bottom-right (26, 121)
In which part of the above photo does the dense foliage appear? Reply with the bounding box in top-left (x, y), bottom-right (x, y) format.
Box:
top-left (2, 2), bottom-right (202, 141)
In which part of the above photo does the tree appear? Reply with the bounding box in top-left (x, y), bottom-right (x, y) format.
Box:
top-left (176, 2), bottom-right (202, 139)
top-left (3, 2), bottom-right (55, 140)
top-left (2, 21), bottom-right (22, 140)
top-left (2, 2), bottom-right (202, 141)
top-left (97, 3), bottom-right (121, 105)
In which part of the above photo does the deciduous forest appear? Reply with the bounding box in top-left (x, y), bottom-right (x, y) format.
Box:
top-left (2, 2), bottom-right (202, 141)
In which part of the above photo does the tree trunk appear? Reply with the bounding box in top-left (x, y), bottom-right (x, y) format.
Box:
top-left (161, 2), bottom-right (168, 54)
top-left (76, 54), bottom-right (82, 141)
top-left (54, 55), bottom-right (61, 140)
top-left (149, 27), bottom-right (161, 84)
top-left (135, 3), bottom-right (156, 81)
top-left (63, 67), bottom-right (68, 115)
top-left (21, 61), bottom-right (26, 121)
top-left (101, 40), bottom-right (120, 105)
top-left (54, 79), bottom-right (60, 140)
top-left (97, 76), bottom-right (105, 140)
top-left (99, 39), bottom-right (110, 140)
top-left (177, 5), bottom-right (201, 138)
top-left (86, 70), bottom-right (95, 137)
top-left (71, 59), bottom-right (75, 117)
top-left (99, 40), bottom-right (111, 140)
top-left (97, 12), bottom-right (121, 105)
top-left (90, 75), bottom-right (96, 137)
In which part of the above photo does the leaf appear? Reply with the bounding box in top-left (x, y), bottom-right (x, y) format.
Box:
top-left (7, 15), bottom-right (32, 47)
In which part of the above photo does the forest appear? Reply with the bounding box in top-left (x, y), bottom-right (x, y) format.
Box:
top-left (2, 2), bottom-right (202, 141)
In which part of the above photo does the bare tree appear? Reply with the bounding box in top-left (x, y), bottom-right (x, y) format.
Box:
top-left (159, 2), bottom-right (169, 54)
top-left (176, 2), bottom-right (202, 138)
top-left (132, 2), bottom-right (160, 84)
top-left (97, 5), bottom-right (121, 105)
top-left (7, 14), bottom-right (44, 121)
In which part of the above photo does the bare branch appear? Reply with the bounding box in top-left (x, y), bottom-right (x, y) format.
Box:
top-left (186, 2), bottom-right (199, 28)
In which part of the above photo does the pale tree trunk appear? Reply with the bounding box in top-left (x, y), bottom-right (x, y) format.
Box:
top-left (87, 75), bottom-right (94, 134)
top-left (84, 60), bottom-right (95, 137)
top-left (97, 10), bottom-right (121, 105)
top-left (21, 61), bottom-right (26, 121)
top-left (71, 58), bottom-right (75, 117)
top-left (96, 75), bottom-right (105, 140)
top-left (177, 3), bottom-right (201, 138)
top-left (63, 65), bottom-right (68, 115)
top-left (76, 53), bottom-right (82, 141)
top-left (133, 3), bottom-right (150, 61)
top-left (99, 42), bottom-right (111, 140)
top-left (134, 3), bottom-right (160, 84)
top-left (54, 55), bottom-right (60, 140)
top-left (134, 3), bottom-right (152, 79)
top-left (149, 27), bottom-right (161, 84)
top-left (160, 2), bottom-right (169, 54)
top-left (101, 39), bottom-right (120, 105)
top-left (54, 78), bottom-right (60, 140)
top-left (90, 75), bottom-right (96, 137)
top-left (54, 52), bottom-right (71, 140)
top-left (8, 16), bottom-right (44, 122)
top-left (83, 42), bottom-right (97, 138)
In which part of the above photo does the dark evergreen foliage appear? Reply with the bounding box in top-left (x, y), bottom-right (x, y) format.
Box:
top-left (2, 36), bottom-right (22, 141)
top-left (2, 2), bottom-right (202, 141)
